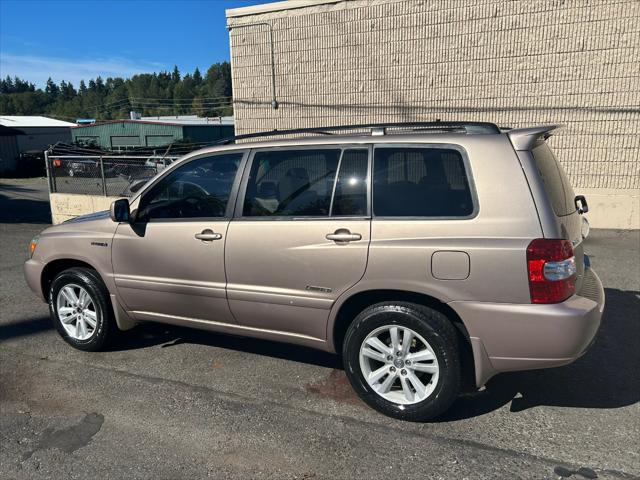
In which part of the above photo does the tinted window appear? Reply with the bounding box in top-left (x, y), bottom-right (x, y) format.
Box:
top-left (243, 149), bottom-right (340, 216)
top-left (373, 147), bottom-right (473, 217)
top-left (531, 143), bottom-right (576, 217)
top-left (331, 149), bottom-right (368, 216)
top-left (138, 153), bottom-right (242, 221)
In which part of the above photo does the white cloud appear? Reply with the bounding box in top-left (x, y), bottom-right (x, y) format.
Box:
top-left (0, 53), bottom-right (168, 87)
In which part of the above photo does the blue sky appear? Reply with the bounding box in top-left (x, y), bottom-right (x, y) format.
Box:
top-left (0, 0), bottom-right (266, 87)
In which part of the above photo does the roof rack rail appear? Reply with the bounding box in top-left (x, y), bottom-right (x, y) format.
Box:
top-left (217, 121), bottom-right (500, 144)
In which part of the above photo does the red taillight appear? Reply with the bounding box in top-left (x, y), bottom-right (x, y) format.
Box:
top-left (53, 159), bottom-right (61, 167)
top-left (527, 238), bottom-right (576, 304)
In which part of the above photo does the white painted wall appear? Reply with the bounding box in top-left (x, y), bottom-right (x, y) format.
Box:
top-left (578, 188), bottom-right (640, 230)
top-left (49, 193), bottom-right (121, 224)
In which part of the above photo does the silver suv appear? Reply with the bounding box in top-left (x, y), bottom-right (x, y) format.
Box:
top-left (25, 122), bottom-right (604, 421)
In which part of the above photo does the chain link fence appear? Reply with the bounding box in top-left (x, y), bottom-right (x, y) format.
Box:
top-left (46, 154), bottom-right (180, 197)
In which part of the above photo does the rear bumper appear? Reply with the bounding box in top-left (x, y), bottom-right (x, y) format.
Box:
top-left (450, 268), bottom-right (605, 387)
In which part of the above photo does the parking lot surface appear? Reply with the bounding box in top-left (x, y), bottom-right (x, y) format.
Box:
top-left (1, 178), bottom-right (638, 479)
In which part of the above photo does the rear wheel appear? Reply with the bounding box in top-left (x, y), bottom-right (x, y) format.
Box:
top-left (342, 302), bottom-right (460, 421)
top-left (49, 267), bottom-right (116, 351)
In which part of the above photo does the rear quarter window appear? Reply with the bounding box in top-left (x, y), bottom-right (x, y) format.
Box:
top-left (531, 143), bottom-right (576, 217)
top-left (373, 146), bottom-right (474, 217)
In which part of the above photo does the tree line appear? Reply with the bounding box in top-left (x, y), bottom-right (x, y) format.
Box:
top-left (0, 63), bottom-right (233, 121)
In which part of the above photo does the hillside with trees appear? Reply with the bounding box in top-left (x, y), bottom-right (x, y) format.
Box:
top-left (0, 63), bottom-right (233, 121)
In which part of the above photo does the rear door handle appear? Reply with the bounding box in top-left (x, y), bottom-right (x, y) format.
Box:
top-left (195, 229), bottom-right (222, 241)
top-left (326, 229), bottom-right (362, 243)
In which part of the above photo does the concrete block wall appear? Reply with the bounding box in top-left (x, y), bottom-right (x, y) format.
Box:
top-left (227, 0), bottom-right (640, 228)
top-left (49, 193), bottom-right (120, 224)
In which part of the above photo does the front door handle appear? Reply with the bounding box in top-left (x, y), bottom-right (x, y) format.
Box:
top-left (195, 229), bottom-right (222, 241)
top-left (326, 229), bottom-right (362, 244)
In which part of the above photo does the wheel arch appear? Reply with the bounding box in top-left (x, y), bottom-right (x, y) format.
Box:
top-left (41, 257), bottom-right (137, 332)
top-left (330, 289), bottom-right (476, 392)
top-left (41, 258), bottom-right (101, 302)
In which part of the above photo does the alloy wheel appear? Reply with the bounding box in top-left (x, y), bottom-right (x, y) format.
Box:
top-left (359, 325), bottom-right (439, 405)
top-left (56, 283), bottom-right (98, 341)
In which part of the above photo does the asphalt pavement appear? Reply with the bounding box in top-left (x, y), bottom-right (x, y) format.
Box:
top-left (1, 178), bottom-right (638, 479)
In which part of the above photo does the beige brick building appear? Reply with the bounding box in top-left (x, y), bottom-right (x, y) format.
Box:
top-left (227, 0), bottom-right (639, 228)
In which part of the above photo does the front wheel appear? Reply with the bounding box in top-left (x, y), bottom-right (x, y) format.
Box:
top-left (342, 302), bottom-right (461, 421)
top-left (49, 267), bottom-right (116, 351)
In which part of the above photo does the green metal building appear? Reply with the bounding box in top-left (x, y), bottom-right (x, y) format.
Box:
top-left (71, 119), bottom-right (234, 150)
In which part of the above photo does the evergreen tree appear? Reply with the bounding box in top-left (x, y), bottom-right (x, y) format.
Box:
top-left (0, 76), bottom-right (13, 94)
top-left (45, 78), bottom-right (59, 100)
top-left (0, 63), bottom-right (234, 120)
top-left (171, 66), bottom-right (181, 85)
top-left (59, 81), bottom-right (76, 101)
top-left (193, 67), bottom-right (203, 87)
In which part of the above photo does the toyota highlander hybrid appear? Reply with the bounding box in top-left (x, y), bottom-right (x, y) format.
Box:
top-left (25, 122), bottom-right (604, 421)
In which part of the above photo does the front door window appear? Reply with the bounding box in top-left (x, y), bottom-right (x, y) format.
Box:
top-left (137, 153), bottom-right (243, 221)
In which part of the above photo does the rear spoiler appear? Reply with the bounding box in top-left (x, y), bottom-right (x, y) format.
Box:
top-left (507, 125), bottom-right (559, 150)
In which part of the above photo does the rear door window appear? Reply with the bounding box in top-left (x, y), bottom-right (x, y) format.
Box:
top-left (242, 148), bottom-right (370, 217)
top-left (331, 149), bottom-right (369, 216)
top-left (373, 147), bottom-right (474, 217)
top-left (531, 143), bottom-right (576, 217)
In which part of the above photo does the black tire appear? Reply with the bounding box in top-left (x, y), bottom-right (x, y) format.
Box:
top-left (342, 302), bottom-right (461, 421)
top-left (49, 267), bottom-right (116, 351)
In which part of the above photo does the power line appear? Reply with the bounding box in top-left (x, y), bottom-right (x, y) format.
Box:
top-left (99, 103), bottom-right (234, 113)
top-left (94, 100), bottom-right (234, 115)
top-left (98, 95), bottom-right (232, 107)
top-left (126, 101), bottom-right (233, 107)
top-left (123, 101), bottom-right (233, 108)
top-left (127, 95), bottom-right (232, 102)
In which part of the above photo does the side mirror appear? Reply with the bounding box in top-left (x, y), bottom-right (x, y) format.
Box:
top-left (110, 198), bottom-right (130, 223)
top-left (574, 195), bottom-right (589, 214)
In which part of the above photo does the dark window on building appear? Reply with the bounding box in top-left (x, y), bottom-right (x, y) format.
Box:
top-left (137, 153), bottom-right (243, 221)
top-left (243, 149), bottom-right (341, 217)
top-left (146, 135), bottom-right (174, 147)
top-left (331, 149), bottom-right (368, 216)
top-left (531, 143), bottom-right (576, 217)
top-left (111, 136), bottom-right (141, 148)
top-left (373, 147), bottom-right (473, 217)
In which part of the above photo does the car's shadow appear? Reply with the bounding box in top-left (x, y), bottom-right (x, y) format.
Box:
top-left (108, 287), bottom-right (639, 418)
top-left (3, 289), bottom-right (636, 419)
top-left (109, 322), bottom-right (342, 369)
